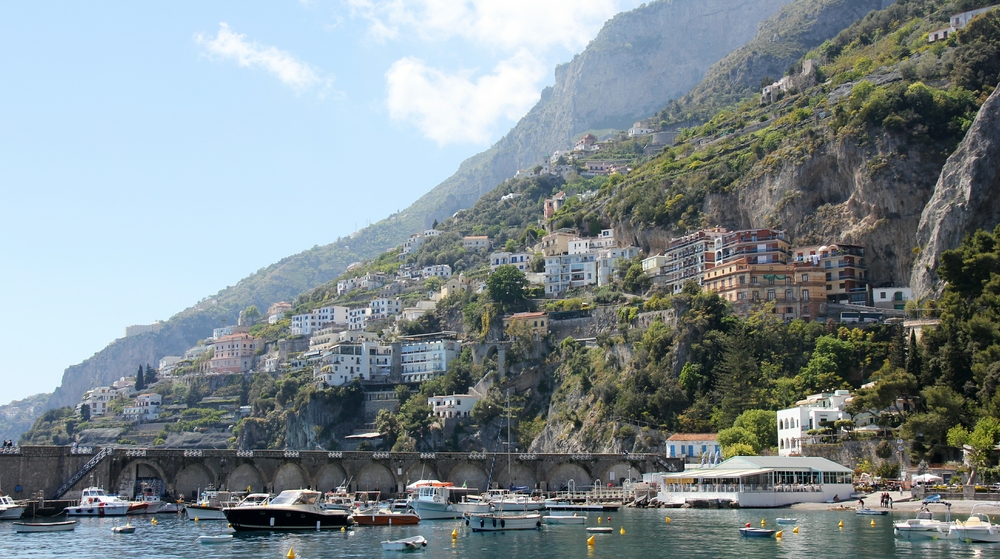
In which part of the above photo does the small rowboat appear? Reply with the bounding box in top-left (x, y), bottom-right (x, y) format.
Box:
top-left (112, 523), bottom-right (136, 534)
top-left (197, 535), bottom-right (234, 544)
top-left (13, 521), bottom-right (77, 533)
top-left (544, 514), bottom-right (586, 525)
top-left (740, 523), bottom-right (776, 538)
top-left (586, 526), bottom-right (614, 533)
top-left (353, 510), bottom-right (420, 526)
top-left (381, 535), bottom-right (427, 551)
top-left (775, 518), bottom-right (797, 524)
top-left (856, 508), bottom-right (889, 516)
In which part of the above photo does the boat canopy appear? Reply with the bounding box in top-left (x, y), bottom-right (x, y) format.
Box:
top-left (269, 490), bottom-right (320, 506)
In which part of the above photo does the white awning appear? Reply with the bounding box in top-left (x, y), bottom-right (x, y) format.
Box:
top-left (657, 468), bottom-right (771, 480)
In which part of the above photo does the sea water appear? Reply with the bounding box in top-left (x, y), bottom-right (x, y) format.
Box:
top-left (0, 508), bottom-right (995, 558)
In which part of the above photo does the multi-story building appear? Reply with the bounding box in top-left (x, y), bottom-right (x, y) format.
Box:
top-left (210, 333), bottom-right (259, 373)
top-left (791, 244), bottom-right (868, 305)
top-left (337, 277), bottom-right (359, 295)
top-left (657, 227), bottom-right (728, 293)
top-left (543, 191), bottom-right (568, 219)
top-left (536, 230), bottom-right (577, 256)
top-left (503, 311), bottom-right (549, 337)
top-left (596, 246), bottom-right (640, 286)
top-left (359, 273), bottom-right (388, 291)
top-left (400, 300), bottom-right (437, 322)
top-left (79, 386), bottom-right (115, 417)
top-left (929, 4), bottom-right (999, 41)
top-left (463, 236), bottom-right (490, 251)
top-left (267, 301), bottom-right (293, 324)
top-left (702, 257), bottom-right (825, 320)
top-left (666, 433), bottom-right (720, 460)
top-left (123, 393), bottom-right (162, 422)
top-left (714, 228), bottom-right (789, 266)
top-left (124, 322), bottom-right (163, 338)
top-left (422, 264), bottom-right (452, 278)
top-left (290, 306), bottom-right (349, 336)
top-left (369, 298), bottom-right (402, 320)
top-left (489, 251), bottom-right (533, 272)
top-left (428, 394), bottom-right (479, 419)
top-left (348, 307), bottom-right (371, 331)
top-left (400, 339), bottom-right (460, 383)
top-left (873, 287), bottom-right (912, 310)
top-left (317, 341), bottom-right (394, 387)
top-left (544, 252), bottom-right (598, 296)
top-left (777, 390), bottom-right (853, 456)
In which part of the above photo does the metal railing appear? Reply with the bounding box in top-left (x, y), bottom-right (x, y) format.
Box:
top-left (53, 446), bottom-right (113, 499)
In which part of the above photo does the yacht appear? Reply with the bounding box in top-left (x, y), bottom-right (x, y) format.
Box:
top-left (893, 501), bottom-right (954, 540)
top-left (65, 487), bottom-right (131, 516)
top-left (950, 504), bottom-right (1000, 543)
top-left (407, 484), bottom-right (493, 520)
top-left (183, 490), bottom-right (242, 520)
top-left (484, 489), bottom-right (546, 511)
top-left (223, 489), bottom-right (353, 531)
top-left (0, 495), bottom-right (25, 520)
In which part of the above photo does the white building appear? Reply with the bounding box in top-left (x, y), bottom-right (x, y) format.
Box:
top-left (291, 306), bottom-right (349, 336)
top-left (463, 236), bottom-right (490, 251)
top-left (929, 4), bottom-right (1000, 41)
top-left (422, 264), bottom-right (452, 278)
top-left (873, 287), bottom-right (913, 310)
top-left (337, 277), bottom-right (359, 295)
top-left (544, 253), bottom-right (598, 296)
top-left (400, 300), bottom-right (437, 322)
top-left (348, 307), bottom-right (371, 331)
top-left (79, 387), bottom-right (116, 417)
top-left (123, 393), bottom-right (162, 422)
top-left (489, 251), bottom-right (533, 272)
top-left (401, 339), bottom-right (460, 383)
top-left (666, 433), bottom-right (720, 461)
top-left (360, 273), bottom-right (388, 291)
top-left (316, 341), bottom-right (393, 386)
top-left (628, 121), bottom-right (654, 137)
top-left (596, 246), bottom-right (640, 287)
top-left (369, 298), bottom-right (402, 319)
top-left (428, 394), bottom-right (479, 419)
top-left (158, 356), bottom-right (182, 376)
top-left (777, 390), bottom-right (853, 456)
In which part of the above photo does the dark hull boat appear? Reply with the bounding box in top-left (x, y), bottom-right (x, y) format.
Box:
top-left (223, 490), bottom-right (353, 531)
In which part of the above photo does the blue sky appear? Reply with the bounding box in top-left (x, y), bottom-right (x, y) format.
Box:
top-left (0, 0), bottom-right (644, 402)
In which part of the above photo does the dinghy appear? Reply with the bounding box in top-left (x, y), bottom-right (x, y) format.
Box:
top-left (381, 535), bottom-right (427, 551)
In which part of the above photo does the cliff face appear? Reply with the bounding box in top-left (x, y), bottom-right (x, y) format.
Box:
top-left (911, 85), bottom-right (1000, 298)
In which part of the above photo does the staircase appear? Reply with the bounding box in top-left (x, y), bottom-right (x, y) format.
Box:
top-left (53, 447), bottom-right (113, 499)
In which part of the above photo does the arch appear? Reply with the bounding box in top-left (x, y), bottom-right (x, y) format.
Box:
top-left (546, 463), bottom-right (591, 491)
top-left (601, 462), bottom-right (639, 486)
top-left (495, 462), bottom-right (537, 490)
top-left (403, 462), bottom-right (438, 488)
top-left (446, 462), bottom-right (489, 492)
top-left (314, 463), bottom-right (349, 493)
top-left (354, 463), bottom-right (396, 493)
top-left (174, 463), bottom-right (216, 501)
top-left (273, 463), bottom-right (310, 492)
top-left (227, 463), bottom-right (266, 493)
top-left (114, 459), bottom-right (169, 498)
top-left (485, 345), bottom-right (499, 361)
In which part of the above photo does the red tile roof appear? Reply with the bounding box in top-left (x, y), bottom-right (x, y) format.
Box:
top-left (666, 433), bottom-right (717, 441)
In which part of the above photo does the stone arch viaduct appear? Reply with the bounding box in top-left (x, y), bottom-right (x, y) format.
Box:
top-left (0, 446), bottom-right (683, 501)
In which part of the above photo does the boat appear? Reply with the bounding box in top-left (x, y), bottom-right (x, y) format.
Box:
top-left (197, 535), bottom-right (234, 544)
top-left (893, 500), bottom-right (955, 540)
top-left (483, 489), bottom-right (546, 511)
top-left (466, 512), bottom-right (542, 532)
top-left (353, 508), bottom-right (420, 526)
top-left (112, 523), bottom-right (136, 534)
top-left (320, 486), bottom-right (355, 512)
top-left (950, 504), bottom-right (1000, 543)
top-left (586, 526), bottom-right (613, 533)
top-left (130, 484), bottom-right (164, 514)
top-left (65, 487), bottom-right (131, 516)
top-left (775, 518), bottom-right (797, 524)
top-left (408, 484), bottom-right (493, 520)
top-left (12, 520), bottom-right (77, 533)
top-left (544, 513), bottom-right (587, 524)
top-left (126, 502), bottom-right (150, 515)
top-left (157, 502), bottom-right (180, 513)
top-left (223, 489), bottom-right (354, 531)
top-left (381, 535), bottom-right (427, 551)
top-left (0, 494), bottom-right (26, 520)
top-left (856, 508), bottom-right (888, 515)
top-left (544, 498), bottom-right (619, 511)
top-left (183, 490), bottom-right (243, 520)
top-left (739, 523), bottom-right (776, 538)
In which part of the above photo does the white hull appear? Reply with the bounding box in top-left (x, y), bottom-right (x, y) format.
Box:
top-left (468, 513), bottom-right (542, 532)
top-left (184, 505), bottom-right (228, 520)
top-left (544, 515), bottom-right (586, 524)
top-left (66, 504), bottom-right (130, 516)
top-left (410, 500), bottom-right (492, 520)
top-left (952, 527), bottom-right (1000, 543)
top-left (493, 499), bottom-right (545, 511)
top-left (382, 536), bottom-right (427, 551)
top-left (0, 506), bottom-right (25, 520)
top-left (13, 521), bottom-right (77, 533)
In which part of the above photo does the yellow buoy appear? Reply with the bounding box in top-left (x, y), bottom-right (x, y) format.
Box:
top-left (775, 530), bottom-right (783, 538)
top-left (341, 526), bottom-right (346, 532)
top-left (286, 548), bottom-right (295, 559)
top-left (194, 517), bottom-right (199, 522)
top-left (871, 519), bottom-right (876, 527)
top-left (793, 526), bottom-right (799, 534)
top-left (665, 517), bottom-right (671, 523)
top-left (838, 520), bottom-right (844, 528)
top-left (452, 529), bottom-right (458, 539)
top-left (620, 527), bottom-right (626, 535)
top-left (150, 518), bottom-right (157, 525)
top-left (587, 535), bottom-right (595, 546)
top-left (761, 518), bottom-right (766, 527)
top-left (597, 516), bottom-right (602, 523)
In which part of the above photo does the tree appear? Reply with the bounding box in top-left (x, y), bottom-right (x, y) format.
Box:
top-left (504, 238), bottom-right (518, 252)
top-left (375, 409), bottom-right (400, 450)
top-left (621, 262), bottom-right (651, 294)
top-left (79, 403), bottom-right (91, 422)
top-left (242, 305), bottom-right (261, 324)
top-left (144, 364), bottom-right (157, 386)
top-left (486, 265), bottom-right (529, 313)
top-left (135, 365), bottom-right (145, 391)
top-left (722, 442), bottom-right (757, 459)
top-left (733, 410), bottom-right (778, 452)
top-left (718, 426), bottom-right (759, 455)
top-left (947, 417), bottom-right (1000, 485)
top-left (713, 335), bottom-right (768, 429)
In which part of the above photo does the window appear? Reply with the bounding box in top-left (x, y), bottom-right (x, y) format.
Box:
top-left (739, 275), bottom-right (746, 285)
top-left (785, 289), bottom-right (793, 301)
top-left (803, 290), bottom-right (810, 301)
top-left (751, 276), bottom-right (759, 284)
top-left (767, 290), bottom-right (775, 301)
top-left (738, 292), bottom-right (747, 300)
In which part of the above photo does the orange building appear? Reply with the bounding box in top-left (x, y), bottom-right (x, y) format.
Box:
top-left (210, 332), bottom-right (259, 373)
top-left (702, 258), bottom-right (825, 320)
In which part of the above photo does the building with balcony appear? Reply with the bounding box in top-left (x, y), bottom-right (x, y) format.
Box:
top-left (490, 251), bottom-right (534, 272)
top-left (791, 244), bottom-right (868, 305)
top-left (428, 394), bottom-right (479, 419)
top-left (400, 339), bottom-right (460, 383)
top-left (544, 252), bottom-right (598, 296)
top-left (463, 236), bottom-right (490, 251)
top-left (317, 341), bottom-right (393, 387)
top-left (777, 390), bottom-right (853, 456)
top-left (596, 246), bottom-right (640, 286)
top-left (536, 230), bottom-right (577, 256)
top-left (79, 386), bottom-right (115, 417)
top-left (666, 433), bottom-right (719, 461)
top-left (123, 393), bottom-right (162, 422)
top-left (209, 333), bottom-right (259, 373)
top-left (655, 227), bottom-right (728, 293)
top-left (715, 229), bottom-right (789, 266)
top-left (369, 298), bottom-right (402, 319)
top-left (702, 257), bottom-right (825, 320)
top-left (348, 307), bottom-right (371, 331)
top-left (291, 305), bottom-right (349, 336)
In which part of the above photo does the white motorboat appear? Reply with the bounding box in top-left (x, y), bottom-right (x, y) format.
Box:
top-left (408, 484), bottom-right (492, 520)
top-left (184, 490), bottom-right (242, 520)
top-left (950, 505), bottom-right (1000, 543)
top-left (131, 484), bottom-right (164, 514)
top-left (543, 513), bottom-right (586, 525)
top-left (544, 498), bottom-right (618, 511)
top-left (381, 535), bottom-right (427, 551)
top-left (112, 523), bottom-right (136, 534)
top-left (484, 490), bottom-right (546, 511)
top-left (466, 512), bottom-right (542, 532)
top-left (894, 501), bottom-right (954, 540)
top-left (0, 495), bottom-right (26, 520)
top-left (65, 487), bottom-right (131, 517)
top-left (775, 518), bottom-right (797, 524)
top-left (13, 520), bottom-right (77, 533)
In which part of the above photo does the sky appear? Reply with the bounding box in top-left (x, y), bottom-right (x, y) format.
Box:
top-left (0, 0), bottom-right (645, 403)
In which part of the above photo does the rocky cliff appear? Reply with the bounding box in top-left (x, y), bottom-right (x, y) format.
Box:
top-left (911, 84), bottom-right (1000, 298)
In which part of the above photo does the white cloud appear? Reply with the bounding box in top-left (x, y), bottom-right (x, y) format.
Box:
top-left (386, 49), bottom-right (546, 144)
top-left (348, 0), bottom-right (623, 52)
top-left (195, 23), bottom-right (333, 95)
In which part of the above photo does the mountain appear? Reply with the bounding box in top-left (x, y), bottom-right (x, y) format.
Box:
top-left (38, 0), bottom-right (795, 413)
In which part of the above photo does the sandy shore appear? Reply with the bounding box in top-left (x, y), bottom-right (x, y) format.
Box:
top-left (789, 492), bottom-right (1000, 514)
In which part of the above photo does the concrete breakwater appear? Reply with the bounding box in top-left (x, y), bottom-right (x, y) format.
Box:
top-left (0, 446), bottom-right (681, 502)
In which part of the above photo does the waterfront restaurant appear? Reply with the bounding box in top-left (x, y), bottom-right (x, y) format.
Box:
top-left (646, 456), bottom-right (854, 508)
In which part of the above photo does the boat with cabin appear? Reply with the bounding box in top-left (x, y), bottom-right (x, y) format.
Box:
top-left (183, 490), bottom-right (243, 520)
top-left (65, 487), bottom-right (131, 516)
top-left (893, 499), bottom-right (954, 540)
top-left (223, 489), bottom-right (354, 531)
top-left (407, 483), bottom-right (493, 520)
top-left (0, 494), bottom-right (26, 520)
